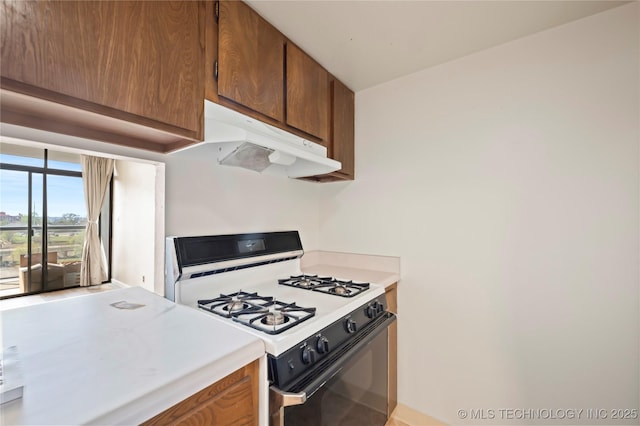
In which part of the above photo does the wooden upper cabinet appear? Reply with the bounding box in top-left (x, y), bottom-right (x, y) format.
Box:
top-left (217, 0), bottom-right (284, 122)
top-left (331, 79), bottom-right (355, 178)
top-left (0, 0), bottom-right (204, 151)
top-left (207, 0), bottom-right (353, 181)
top-left (286, 43), bottom-right (330, 142)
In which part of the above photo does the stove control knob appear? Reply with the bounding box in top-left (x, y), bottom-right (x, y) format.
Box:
top-left (366, 302), bottom-right (379, 318)
top-left (301, 346), bottom-right (316, 365)
top-left (345, 318), bottom-right (358, 334)
top-left (316, 336), bottom-right (330, 354)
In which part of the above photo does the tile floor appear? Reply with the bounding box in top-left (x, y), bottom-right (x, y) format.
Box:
top-left (386, 418), bottom-right (411, 426)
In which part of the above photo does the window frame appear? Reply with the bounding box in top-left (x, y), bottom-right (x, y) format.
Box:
top-left (0, 149), bottom-right (112, 298)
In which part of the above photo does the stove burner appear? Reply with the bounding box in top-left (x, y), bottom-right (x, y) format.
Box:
top-left (262, 307), bottom-right (288, 326)
top-left (298, 278), bottom-right (314, 288)
top-left (278, 274), bottom-right (330, 290)
top-left (232, 300), bottom-right (316, 335)
top-left (330, 285), bottom-right (350, 295)
top-left (224, 297), bottom-right (249, 312)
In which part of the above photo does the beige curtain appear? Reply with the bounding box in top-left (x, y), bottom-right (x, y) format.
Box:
top-left (80, 155), bottom-right (114, 286)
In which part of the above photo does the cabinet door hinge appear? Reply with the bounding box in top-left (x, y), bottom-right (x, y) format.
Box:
top-left (215, 1), bottom-right (219, 22)
top-left (214, 60), bottom-right (219, 80)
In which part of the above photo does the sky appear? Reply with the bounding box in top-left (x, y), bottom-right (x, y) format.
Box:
top-left (0, 154), bottom-right (86, 218)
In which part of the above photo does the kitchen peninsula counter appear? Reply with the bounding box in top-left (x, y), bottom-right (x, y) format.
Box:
top-left (301, 250), bottom-right (400, 288)
top-left (0, 286), bottom-right (264, 425)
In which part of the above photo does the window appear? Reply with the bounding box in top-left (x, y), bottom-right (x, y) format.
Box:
top-left (0, 143), bottom-right (112, 298)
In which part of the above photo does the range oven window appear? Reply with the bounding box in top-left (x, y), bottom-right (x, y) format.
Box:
top-left (284, 326), bottom-right (389, 425)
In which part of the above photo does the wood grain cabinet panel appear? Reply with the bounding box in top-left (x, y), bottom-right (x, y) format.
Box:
top-left (303, 78), bottom-right (355, 182)
top-left (0, 0), bottom-right (204, 150)
top-left (330, 79), bottom-right (355, 179)
top-left (206, 0), bottom-right (353, 180)
top-left (217, 0), bottom-right (284, 122)
top-left (286, 43), bottom-right (329, 142)
top-left (143, 360), bottom-right (259, 426)
top-left (385, 283), bottom-right (398, 418)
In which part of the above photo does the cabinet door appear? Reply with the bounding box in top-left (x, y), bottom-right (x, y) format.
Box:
top-left (0, 1), bottom-right (203, 138)
top-left (143, 360), bottom-right (259, 426)
top-left (218, 0), bottom-right (284, 122)
top-left (331, 79), bottom-right (355, 178)
top-left (286, 43), bottom-right (329, 142)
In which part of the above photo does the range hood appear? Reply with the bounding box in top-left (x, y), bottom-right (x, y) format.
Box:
top-left (203, 100), bottom-right (341, 178)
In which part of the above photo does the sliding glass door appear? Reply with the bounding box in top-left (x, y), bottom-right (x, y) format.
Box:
top-left (0, 167), bottom-right (45, 294)
top-left (45, 173), bottom-right (86, 291)
top-left (0, 143), bottom-right (109, 298)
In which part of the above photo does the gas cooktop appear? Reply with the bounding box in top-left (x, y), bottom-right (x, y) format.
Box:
top-left (166, 231), bottom-right (385, 356)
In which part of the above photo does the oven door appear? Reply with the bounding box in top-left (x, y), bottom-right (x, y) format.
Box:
top-left (270, 312), bottom-right (395, 426)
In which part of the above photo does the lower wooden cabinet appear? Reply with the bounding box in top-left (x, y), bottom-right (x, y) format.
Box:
top-left (143, 359), bottom-right (259, 426)
top-left (385, 283), bottom-right (398, 418)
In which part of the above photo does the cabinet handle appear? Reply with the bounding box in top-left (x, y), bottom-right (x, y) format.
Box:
top-left (214, 60), bottom-right (218, 80)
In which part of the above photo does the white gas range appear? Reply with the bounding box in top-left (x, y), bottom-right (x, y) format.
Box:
top-left (166, 231), bottom-right (395, 426)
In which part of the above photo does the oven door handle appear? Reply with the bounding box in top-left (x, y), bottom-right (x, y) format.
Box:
top-left (269, 386), bottom-right (307, 408)
top-left (272, 312), bottom-right (396, 408)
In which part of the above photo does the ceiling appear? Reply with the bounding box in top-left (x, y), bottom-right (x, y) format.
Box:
top-left (246, 0), bottom-right (629, 92)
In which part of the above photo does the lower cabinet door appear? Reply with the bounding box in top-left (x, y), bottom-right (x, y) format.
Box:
top-left (142, 360), bottom-right (259, 426)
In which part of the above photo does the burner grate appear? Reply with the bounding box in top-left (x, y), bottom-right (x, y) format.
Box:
top-left (198, 292), bottom-right (316, 335)
top-left (278, 274), bottom-right (331, 290)
top-left (232, 300), bottom-right (316, 335)
top-left (197, 291), bottom-right (273, 318)
top-left (311, 279), bottom-right (370, 298)
top-left (279, 275), bottom-right (370, 298)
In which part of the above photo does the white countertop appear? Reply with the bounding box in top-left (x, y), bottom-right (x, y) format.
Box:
top-left (302, 264), bottom-right (399, 288)
top-left (0, 286), bottom-right (265, 425)
top-left (301, 250), bottom-right (400, 289)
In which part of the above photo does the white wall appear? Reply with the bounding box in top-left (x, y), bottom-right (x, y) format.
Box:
top-left (112, 160), bottom-right (158, 293)
top-left (319, 3), bottom-right (639, 424)
top-left (164, 143), bottom-right (322, 249)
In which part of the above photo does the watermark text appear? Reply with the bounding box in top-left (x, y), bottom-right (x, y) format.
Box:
top-left (456, 408), bottom-right (638, 421)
